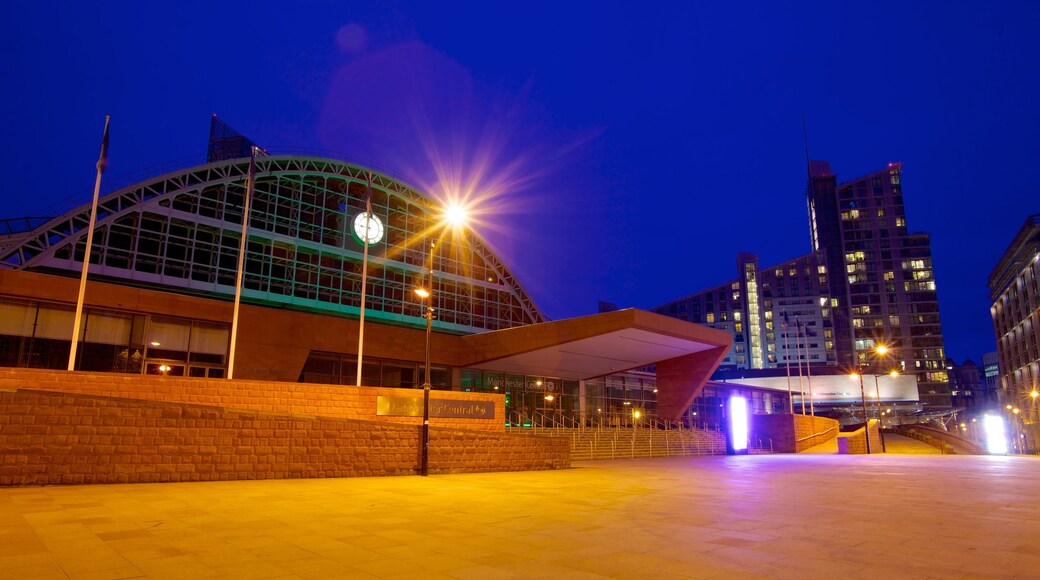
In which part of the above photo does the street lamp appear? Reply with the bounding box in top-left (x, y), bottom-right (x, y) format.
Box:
top-left (850, 372), bottom-right (872, 453)
top-left (414, 249), bottom-right (434, 477)
top-left (872, 370), bottom-right (897, 452)
top-left (412, 201), bottom-right (470, 476)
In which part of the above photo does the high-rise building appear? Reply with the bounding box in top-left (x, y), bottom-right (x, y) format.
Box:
top-left (655, 161), bottom-right (951, 409)
top-left (654, 252), bottom-right (833, 371)
top-left (988, 214), bottom-right (1040, 419)
top-left (982, 351), bottom-right (1001, 392)
top-left (807, 161), bottom-right (948, 407)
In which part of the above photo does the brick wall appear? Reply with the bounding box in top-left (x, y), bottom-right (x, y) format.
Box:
top-left (0, 368), bottom-right (503, 432)
top-left (0, 389), bottom-right (569, 486)
top-left (839, 420), bottom-right (881, 454)
top-left (752, 414), bottom-right (839, 453)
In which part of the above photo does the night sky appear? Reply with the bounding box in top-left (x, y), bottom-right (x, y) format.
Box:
top-left (3, 1), bottom-right (1037, 365)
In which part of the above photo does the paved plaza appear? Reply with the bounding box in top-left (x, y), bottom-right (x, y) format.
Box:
top-left (2, 450), bottom-right (1039, 579)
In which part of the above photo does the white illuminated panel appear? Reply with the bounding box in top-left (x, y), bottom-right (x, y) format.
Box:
top-left (729, 396), bottom-right (749, 452)
top-left (983, 415), bottom-right (1008, 455)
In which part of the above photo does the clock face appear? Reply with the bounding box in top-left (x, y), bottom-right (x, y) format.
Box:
top-left (353, 212), bottom-right (384, 244)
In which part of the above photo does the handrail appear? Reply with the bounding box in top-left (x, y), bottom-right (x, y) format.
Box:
top-left (796, 426), bottom-right (838, 443)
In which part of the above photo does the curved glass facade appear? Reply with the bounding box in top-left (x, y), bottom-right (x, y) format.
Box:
top-left (2, 156), bottom-right (543, 333)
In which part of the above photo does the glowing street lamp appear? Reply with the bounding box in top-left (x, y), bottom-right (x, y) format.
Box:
top-left (414, 242), bottom-right (435, 477)
top-left (413, 201), bottom-right (470, 477)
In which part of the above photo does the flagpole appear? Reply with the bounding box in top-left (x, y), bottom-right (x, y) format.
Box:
top-left (782, 309), bottom-right (793, 413)
top-left (795, 319), bottom-right (806, 415)
top-left (68, 115), bottom-right (110, 371)
top-left (355, 174), bottom-right (373, 387)
top-left (805, 330), bottom-right (815, 418)
top-left (227, 147), bottom-right (256, 380)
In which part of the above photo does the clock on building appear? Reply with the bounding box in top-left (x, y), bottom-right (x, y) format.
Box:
top-left (352, 212), bottom-right (384, 245)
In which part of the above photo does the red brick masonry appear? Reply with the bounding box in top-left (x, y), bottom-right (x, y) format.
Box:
top-left (0, 368), bottom-right (504, 432)
top-left (0, 370), bottom-right (570, 486)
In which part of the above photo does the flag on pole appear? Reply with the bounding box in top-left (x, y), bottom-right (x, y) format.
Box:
top-left (364, 174), bottom-right (373, 215)
top-left (97, 119), bottom-right (110, 172)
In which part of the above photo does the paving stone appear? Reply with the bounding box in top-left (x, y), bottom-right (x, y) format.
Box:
top-left (3, 454), bottom-right (1039, 578)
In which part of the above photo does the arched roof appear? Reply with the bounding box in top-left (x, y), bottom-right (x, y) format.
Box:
top-left (0, 156), bottom-right (543, 333)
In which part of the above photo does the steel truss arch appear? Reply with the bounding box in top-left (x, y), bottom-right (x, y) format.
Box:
top-left (1, 156), bottom-right (543, 333)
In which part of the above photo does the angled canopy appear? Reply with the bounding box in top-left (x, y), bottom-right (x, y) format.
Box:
top-left (459, 308), bottom-right (731, 421)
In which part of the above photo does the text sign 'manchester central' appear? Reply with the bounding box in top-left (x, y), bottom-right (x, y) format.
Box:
top-left (376, 396), bottom-right (495, 419)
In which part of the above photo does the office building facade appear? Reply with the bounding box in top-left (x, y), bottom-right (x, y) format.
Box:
top-left (988, 215), bottom-right (1040, 417)
top-left (656, 161), bottom-right (950, 408)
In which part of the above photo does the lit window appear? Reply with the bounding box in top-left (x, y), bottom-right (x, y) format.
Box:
top-left (706, 313), bottom-right (715, 323)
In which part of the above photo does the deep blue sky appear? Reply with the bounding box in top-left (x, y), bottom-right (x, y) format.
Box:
top-left (3, 1), bottom-right (1037, 364)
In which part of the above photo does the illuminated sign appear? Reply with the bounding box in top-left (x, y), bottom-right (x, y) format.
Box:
top-left (376, 396), bottom-right (495, 419)
top-left (728, 396), bottom-right (749, 454)
top-left (983, 415), bottom-right (1008, 454)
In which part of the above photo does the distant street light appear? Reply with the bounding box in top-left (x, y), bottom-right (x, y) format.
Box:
top-left (850, 372), bottom-right (872, 453)
top-left (872, 370), bottom-right (898, 452)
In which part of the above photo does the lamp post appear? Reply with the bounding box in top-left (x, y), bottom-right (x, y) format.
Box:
top-left (414, 242), bottom-right (435, 477)
top-left (411, 201), bottom-right (469, 476)
top-left (872, 370), bottom-right (897, 453)
top-left (1029, 389), bottom-right (1039, 453)
top-left (851, 372), bottom-right (872, 453)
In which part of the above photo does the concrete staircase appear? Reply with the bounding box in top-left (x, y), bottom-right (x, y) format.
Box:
top-left (506, 426), bottom-right (727, 460)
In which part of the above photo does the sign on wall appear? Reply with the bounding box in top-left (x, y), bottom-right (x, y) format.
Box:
top-left (376, 396), bottom-right (496, 419)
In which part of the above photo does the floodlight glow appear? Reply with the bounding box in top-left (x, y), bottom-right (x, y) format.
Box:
top-left (876, 345), bottom-right (889, 355)
top-left (728, 396), bottom-right (749, 453)
top-left (983, 415), bottom-right (1008, 455)
top-left (414, 288), bottom-right (430, 299)
top-left (445, 203), bottom-right (467, 228)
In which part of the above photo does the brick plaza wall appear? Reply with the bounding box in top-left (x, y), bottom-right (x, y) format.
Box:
top-left (839, 420), bottom-right (881, 454)
top-left (0, 368), bottom-right (503, 432)
top-left (0, 389), bottom-right (569, 486)
top-left (751, 414), bottom-right (839, 453)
